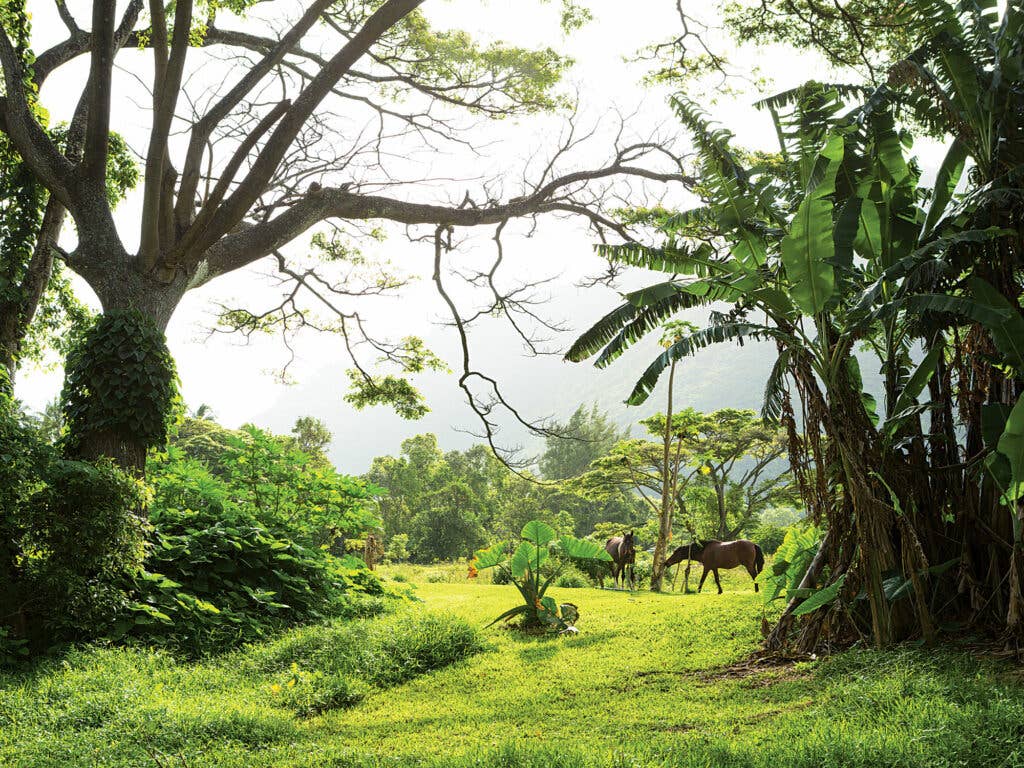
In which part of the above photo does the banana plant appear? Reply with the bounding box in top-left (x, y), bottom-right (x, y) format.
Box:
top-left (569, 84), bottom-right (1008, 443)
top-left (472, 520), bottom-right (611, 631)
top-left (568, 83), bottom-right (1011, 645)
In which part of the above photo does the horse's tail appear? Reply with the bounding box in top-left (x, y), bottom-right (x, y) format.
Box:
top-left (753, 544), bottom-right (765, 576)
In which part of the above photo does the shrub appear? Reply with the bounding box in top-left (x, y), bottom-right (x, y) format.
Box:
top-left (217, 426), bottom-right (381, 549)
top-left (102, 439), bottom-right (390, 656)
top-left (385, 533), bottom-right (409, 563)
top-left (555, 572), bottom-right (588, 589)
top-left (119, 499), bottom-right (386, 655)
top-left (22, 458), bottom-right (148, 640)
top-left (247, 610), bottom-right (483, 715)
top-left (368, 612), bottom-right (482, 686)
top-left (271, 664), bottom-right (367, 717)
top-left (751, 523), bottom-right (788, 555)
top-left (554, 567), bottom-right (589, 588)
top-left (1, 393), bottom-right (148, 652)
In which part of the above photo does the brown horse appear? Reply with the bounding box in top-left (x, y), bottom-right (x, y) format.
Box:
top-left (605, 532), bottom-right (637, 590)
top-left (664, 539), bottom-right (764, 594)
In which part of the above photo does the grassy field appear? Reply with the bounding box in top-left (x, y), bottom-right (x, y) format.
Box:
top-left (3, 568), bottom-right (1024, 767)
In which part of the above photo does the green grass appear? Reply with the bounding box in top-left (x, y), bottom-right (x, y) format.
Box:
top-left (3, 573), bottom-right (1024, 767)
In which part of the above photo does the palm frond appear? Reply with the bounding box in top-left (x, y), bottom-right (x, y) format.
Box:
top-left (762, 348), bottom-right (792, 424)
top-left (625, 322), bottom-right (781, 406)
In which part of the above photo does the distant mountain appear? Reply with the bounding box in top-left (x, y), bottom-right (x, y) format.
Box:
top-left (253, 300), bottom-right (784, 475)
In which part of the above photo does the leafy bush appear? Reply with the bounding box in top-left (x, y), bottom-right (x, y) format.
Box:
top-left (385, 532), bottom-right (409, 563)
top-left (751, 523), bottom-right (788, 555)
top-left (117, 474), bottom-right (387, 655)
top-left (216, 426), bottom-right (382, 549)
top-left (2, 395), bottom-right (388, 658)
top-left (761, 525), bottom-right (849, 617)
top-left (554, 568), bottom-right (589, 588)
top-left (2, 395), bottom-right (149, 652)
top-left (271, 664), bottom-right (367, 717)
top-left (250, 611), bottom-right (483, 714)
top-left (94, 432), bottom-right (391, 656)
top-left (22, 458), bottom-right (149, 639)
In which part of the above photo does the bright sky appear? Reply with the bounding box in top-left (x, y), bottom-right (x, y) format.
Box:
top-left (15, 1), bottom-right (900, 472)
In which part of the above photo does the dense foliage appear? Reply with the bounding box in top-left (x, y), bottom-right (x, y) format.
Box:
top-left (0, 393), bottom-right (147, 655)
top-left (364, 426), bottom-right (644, 563)
top-left (570, 1), bottom-right (1024, 650)
top-left (0, 402), bottom-right (387, 659)
top-left (366, 403), bottom-right (798, 579)
top-left (61, 310), bottom-right (179, 470)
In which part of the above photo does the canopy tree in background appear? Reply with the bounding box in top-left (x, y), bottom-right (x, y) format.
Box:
top-left (573, 407), bottom-right (791, 575)
top-left (683, 408), bottom-right (793, 539)
top-left (364, 431), bottom-right (642, 559)
top-left (291, 415), bottom-right (333, 456)
top-left (0, 0), bottom-right (689, 472)
top-left (539, 403), bottom-right (626, 481)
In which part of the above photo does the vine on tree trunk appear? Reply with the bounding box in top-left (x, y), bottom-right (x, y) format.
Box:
top-left (60, 310), bottom-right (180, 473)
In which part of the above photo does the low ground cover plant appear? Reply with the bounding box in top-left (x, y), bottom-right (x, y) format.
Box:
top-left (472, 520), bottom-right (612, 630)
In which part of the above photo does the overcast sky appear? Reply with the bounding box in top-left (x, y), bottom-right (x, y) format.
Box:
top-left (16, 1), bottom-right (908, 472)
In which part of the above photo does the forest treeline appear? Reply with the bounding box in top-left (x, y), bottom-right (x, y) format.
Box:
top-left (365, 404), bottom-right (799, 565)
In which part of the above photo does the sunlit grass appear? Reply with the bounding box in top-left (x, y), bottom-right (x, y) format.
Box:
top-left (2, 575), bottom-right (1023, 767)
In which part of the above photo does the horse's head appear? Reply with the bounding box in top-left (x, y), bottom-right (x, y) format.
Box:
top-left (621, 530), bottom-right (636, 559)
top-left (664, 541), bottom-right (705, 567)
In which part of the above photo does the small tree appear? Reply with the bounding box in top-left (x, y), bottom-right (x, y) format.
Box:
top-left (292, 416), bottom-right (333, 455)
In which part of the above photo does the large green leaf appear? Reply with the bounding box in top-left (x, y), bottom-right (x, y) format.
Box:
top-left (626, 322), bottom-right (782, 405)
top-left (970, 278), bottom-right (1024, 370)
top-left (792, 573), bottom-right (847, 616)
top-left (854, 199), bottom-right (882, 262)
top-left (780, 134), bottom-right (842, 314)
top-left (484, 604), bottom-right (528, 628)
top-left (472, 543), bottom-right (508, 570)
top-left (883, 342), bottom-right (943, 439)
top-left (922, 137), bottom-right (967, 236)
top-left (781, 195), bottom-right (835, 314)
top-left (559, 535), bottom-right (612, 562)
top-left (510, 541), bottom-right (546, 578)
top-left (996, 392), bottom-right (1024, 501)
top-left (521, 520), bottom-right (557, 547)
top-left (867, 293), bottom-right (1009, 329)
top-left (832, 196), bottom-right (862, 272)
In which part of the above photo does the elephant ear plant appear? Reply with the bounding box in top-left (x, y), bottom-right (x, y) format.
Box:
top-left (473, 521), bottom-right (611, 632)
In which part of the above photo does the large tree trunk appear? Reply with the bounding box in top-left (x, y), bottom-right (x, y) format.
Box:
top-left (63, 260), bottom-right (187, 474)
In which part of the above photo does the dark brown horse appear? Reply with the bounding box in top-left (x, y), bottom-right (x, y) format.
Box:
top-left (664, 539), bottom-right (764, 594)
top-left (605, 532), bottom-right (637, 590)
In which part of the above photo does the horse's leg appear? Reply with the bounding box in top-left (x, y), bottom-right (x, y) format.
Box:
top-left (713, 569), bottom-right (722, 594)
top-left (747, 562), bottom-right (760, 592)
top-left (697, 567), bottom-right (709, 593)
